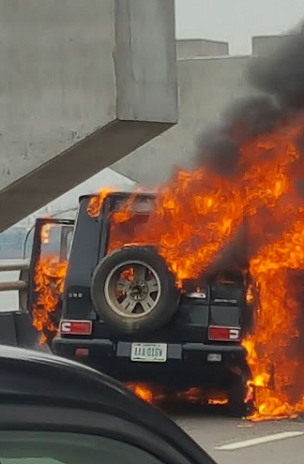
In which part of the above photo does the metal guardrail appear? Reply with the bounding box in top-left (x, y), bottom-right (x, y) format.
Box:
top-left (0, 281), bottom-right (27, 292)
top-left (0, 260), bottom-right (29, 272)
top-left (0, 260), bottom-right (29, 310)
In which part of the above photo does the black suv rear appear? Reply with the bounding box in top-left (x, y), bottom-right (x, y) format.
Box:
top-left (29, 192), bottom-right (255, 414)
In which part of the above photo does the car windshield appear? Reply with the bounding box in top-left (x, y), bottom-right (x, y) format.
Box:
top-left (0, 431), bottom-right (165, 464)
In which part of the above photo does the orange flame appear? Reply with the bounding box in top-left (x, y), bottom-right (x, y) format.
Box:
top-left (126, 384), bottom-right (228, 407)
top-left (92, 114), bottom-right (304, 419)
top-left (127, 384), bottom-right (154, 403)
top-left (207, 398), bottom-right (229, 406)
top-left (32, 255), bottom-right (68, 345)
top-left (108, 118), bottom-right (304, 284)
top-left (41, 223), bottom-right (52, 245)
top-left (87, 188), bottom-right (113, 218)
top-left (243, 218), bottom-right (304, 420)
top-left (246, 284), bottom-right (255, 305)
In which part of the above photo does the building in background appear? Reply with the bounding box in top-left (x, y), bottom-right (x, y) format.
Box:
top-left (113, 34), bottom-right (290, 186)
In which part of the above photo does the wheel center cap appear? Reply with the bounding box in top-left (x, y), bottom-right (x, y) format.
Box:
top-left (130, 281), bottom-right (148, 301)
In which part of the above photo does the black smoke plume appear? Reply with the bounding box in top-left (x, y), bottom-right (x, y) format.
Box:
top-left (197, 27), bottom-right (304, 174)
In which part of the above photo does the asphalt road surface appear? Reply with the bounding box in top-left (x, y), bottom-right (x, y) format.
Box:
top-left (169, 406), bottom-right (304, 464)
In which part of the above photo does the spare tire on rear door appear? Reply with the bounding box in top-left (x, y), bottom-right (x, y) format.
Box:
top-left (91, 246), bottom-right (180, 335)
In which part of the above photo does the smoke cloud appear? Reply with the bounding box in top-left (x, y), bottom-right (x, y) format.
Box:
top-left (197, 27), bottom-right (304, 172)
top-left (249, 33), bottom-right (304, 109)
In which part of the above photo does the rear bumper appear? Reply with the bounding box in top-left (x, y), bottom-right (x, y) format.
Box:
top-left (52, 337), bottom-right (249, 387)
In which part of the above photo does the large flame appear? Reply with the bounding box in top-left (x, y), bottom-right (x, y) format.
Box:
top-left (89, 114), bottom-right (304, 419)
top-left (107, 117), bottom-right (304, 283)
top-left (125, 383), bottom-right (228, 407)
top-left (32, 225), bottom-right (68, 344)
top-left (244, 218), bottom-right (304, 420)
top-left (32, 255), bottom-right (68, 344)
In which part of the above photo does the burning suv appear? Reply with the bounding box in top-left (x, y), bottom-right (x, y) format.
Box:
top-left (29, 192), bottom-right (255, 415)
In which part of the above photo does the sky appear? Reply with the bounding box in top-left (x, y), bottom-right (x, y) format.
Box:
top-left (175, 0), bottom-right (304, 55)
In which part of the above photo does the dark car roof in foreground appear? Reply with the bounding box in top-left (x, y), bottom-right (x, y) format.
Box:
top-left (0, 345), bottom-right (213, 464)
top-left (0, 345), bottom-right (140, 409)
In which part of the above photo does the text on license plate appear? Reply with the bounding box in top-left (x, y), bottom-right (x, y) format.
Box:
top-left (131, 343), bottom-right (167, 362)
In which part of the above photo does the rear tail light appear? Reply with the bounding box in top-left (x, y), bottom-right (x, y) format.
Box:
top-left (60, 320), bottom-right (92, 335)
top-left (208, 326), bottom-right (240, 342)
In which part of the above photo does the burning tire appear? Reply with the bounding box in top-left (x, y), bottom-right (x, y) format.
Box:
top-left (227, 374), bottom-right (254, 417)
top-left (91, 246), bottom-right (180, 335)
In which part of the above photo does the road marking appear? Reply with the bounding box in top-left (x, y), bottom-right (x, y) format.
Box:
top-left (215, 431), bottom-right (304, 451)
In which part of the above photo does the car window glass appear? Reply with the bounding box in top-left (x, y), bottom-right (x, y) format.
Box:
top-left (108, 213), bottom-right (150, 252)
top-left (2, 460), bottom-right (61, 464)
top-left (0, 431), bottom-right (168, 464)
top-left (65, 228), bottom-right (74, 259)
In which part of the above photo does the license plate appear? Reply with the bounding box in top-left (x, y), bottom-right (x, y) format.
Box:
top-left (131, 343), bottom-right (167, 363)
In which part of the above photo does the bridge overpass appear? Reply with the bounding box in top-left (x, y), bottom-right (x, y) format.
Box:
top-left (0, 0), bottom-right (178, 232)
